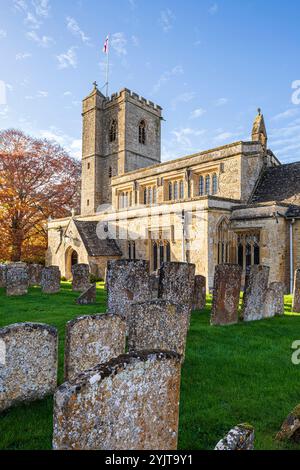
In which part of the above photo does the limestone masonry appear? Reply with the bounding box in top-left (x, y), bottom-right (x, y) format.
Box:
top-left (46, 83), bottom-right (300, 293)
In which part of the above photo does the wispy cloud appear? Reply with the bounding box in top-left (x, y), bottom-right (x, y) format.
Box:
top-left (214, 130), bottom-right (241, 143)
top-left (152, 65), bottom-right (183, 94)
top-left (131, 35), bottom-right (139, 47)
top-left (159, 9), bottom-right (175, 32)
top-left (13, 0), bottom-right (28, 13)
top-left (56, 47), bottom-right (77, 69)
top-left (209, 3), bottom-right (219, 15)
top-left (0, 29), bottom-right (7, 39)
top-left (25, 90), bottom-right (48, 99)
top-left (26, 30), bottom-right (54, 47)
top-left (111, 32), bottom-right (127, 56)
top-left (190, 108), bottom-right (206, 119)
top-left (172, 127), bottom-right (206, 147)
top-left (269, 118), bottom-right (300, 162)
top-left (24, 12), bottom-right (41, 29)
top-left (271, 108), bottom-right (299, 121)
top-left (32, 0), bottom-right (50, 18)
top-left (38, 127), bottom-right (82, 159)
top-left (214, 97), bottom-right (228, 107)
top-left (171, 91), bottom-right (195, 110)
top-left (66, 17), bottom-right (90, 44)
top-left (16, 52), bottom-right (32, 60)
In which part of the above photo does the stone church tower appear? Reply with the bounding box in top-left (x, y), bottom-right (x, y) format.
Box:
top-left (81, 84), bottom-right (162, 215)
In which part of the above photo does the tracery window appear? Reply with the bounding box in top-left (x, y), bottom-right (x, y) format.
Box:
top-left (139, 120), bottom-right (146, 144)
top-left (217, 218), bottom-right (232, 264)
top-left (237, 232), bottom-right (260, 270)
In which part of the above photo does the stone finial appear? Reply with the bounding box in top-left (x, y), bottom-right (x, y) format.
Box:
top-left (93, 81), bottom-right (98, 90)
top-left (252, 108), bottom-right (267, 149)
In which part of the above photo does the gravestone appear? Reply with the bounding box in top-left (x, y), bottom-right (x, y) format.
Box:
top-left (211, 264), bottom-right (242, 326)
top-left (6, 263), bottom-right (29, 296)
top-left (76, 284), bottom-right (96, 305)
top-left (28, 264), bottom-right (43, 286)
top-left (64, 313), bottom-right (126, 381)
top-left (241, 265), bottom-right (270, 322)
top-left (276, 405), bottom-right (300, 442)
top-left (149, 273), bottom-right (159, 299)
top-left (107, 260), bottom-right (151, 320)
top-left (192, 275), bottom-right (206, 311)
top-left (215, 424), bottom-right (255, 450)
top-left (71, 264), bottom-right (90, 292)
top-left (128, 300), bottom-right (188, 358)
top-left (0, 264), bottom-right (7, 288)
top-left (0, 322), bottom-right (58, 411)
top-left (53, 350), bottom-right (181, 450)
top-left (263, 282), bottom-right (285, 318)
top-left (158, 262), bottom-right (195, 316)
top-left (293, 269), bottom-right (300, 313)
top-left (41, 266), bottom-right (61, 294)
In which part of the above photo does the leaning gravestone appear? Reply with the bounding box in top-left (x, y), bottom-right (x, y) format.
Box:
top-left (263, 282), bottom-right (285, 318)
top-left (6, 263), bottom-right (29, 296)
top-left (158, 262), bottom-right (195, 316)
top-left (0, 264), bottom-right (7, 288)
top-left (41, 266), bottom-right (61, 294)
top-left (128, 300), bottom-right (188, 358)
top-left (293, 269), bottom-right (300, 313)
top-left (276, 404), bottom-right (300, 442)
top-left (192, 275), bottom-right (206, 311)
top-left (211, 264), bottom-right (242, 326)
top-left (53, 350), bottom-right (181, 450)
top-left (106, 260), bottom-right (151, 320)
top-left (64, 313), bottom-right (126, 381)
top-left (71, 264), bottom-right (90, 292)
top-left (241, 265), bottom-right (270, 322)
top-left (0, 323), bottom-right (58, 411)
top-left (214, 424), bottom-right (255, 450)
top-left (76, 284), bottom-right (96, 305)
top-left (28, 264), bottom-right (43, 286)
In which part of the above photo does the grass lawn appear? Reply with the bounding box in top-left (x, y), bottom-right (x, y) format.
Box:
top-left (1, 283), bottom-right (300, 450)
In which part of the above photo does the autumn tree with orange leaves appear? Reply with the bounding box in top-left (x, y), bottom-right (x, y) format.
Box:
top-left (0, 129), bottom-right (81, 263)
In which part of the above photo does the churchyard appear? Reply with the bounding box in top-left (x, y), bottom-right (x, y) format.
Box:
top-left (1, 266), bottom-right (300, 450)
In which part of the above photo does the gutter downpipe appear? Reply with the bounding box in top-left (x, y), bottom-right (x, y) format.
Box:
top-left (290, 218), bottom-right (295, 294)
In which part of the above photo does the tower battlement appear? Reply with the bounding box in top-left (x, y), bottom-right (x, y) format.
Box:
top-left (105, 88), bottom-right (162, 114)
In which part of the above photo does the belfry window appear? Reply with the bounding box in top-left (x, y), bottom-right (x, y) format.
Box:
top-left (109, 120), bottom-right (117, 142)
top-left (139, 120), bottom-right (146, 144)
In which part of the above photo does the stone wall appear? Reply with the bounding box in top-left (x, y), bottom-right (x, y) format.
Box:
top-left (64, 314), bottom-right (126, 381)
top-left (53, 350), bottom-right (181, 450)
top-left (0, 323), bottom-right (58, 411)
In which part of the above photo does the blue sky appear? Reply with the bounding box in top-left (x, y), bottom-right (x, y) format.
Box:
top-left (0, 0), bottom-right (300, 163)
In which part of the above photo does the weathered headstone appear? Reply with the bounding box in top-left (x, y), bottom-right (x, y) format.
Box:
top-left (53, 350), bottom-right (181, 450)
top-left (211, 264), bottom-right (242, 326)
top-left (0, 323), bottom-right (58, 411)
top-left (41, 266), bottom-right (61, 294)
top-left (149, 273), bottom-right (159, 299)
top-left (276, 405), bottom-right (300, 442)
top-left (128, 300), bottom-right (188, 358)
top-left (28, 264), bottom-right (43, 286)
top-left (214, 424), bottom-right (255, 450)
top-left (6, 263), bottom-right (29, 296)
top-left (71, 263), bottom-right (90, 292)
top-left (263, 282), bottom-right (285, 318)
top-left (76, 284), bottom-right (96, 305)
top-left (293, 269), bottom-right (300, 313)
top-left (107, 260), bottom-right (151, 319)
top-left (0, 264), bottom-right (7, 288)
top-left (158, 262), bottom-right (196, 316)
top-left (192, 275), bottom-right (206, 311)
top-left (64, 313), bottom-right (126, 381)
top-left (241, 265), bottom-right (270, 322)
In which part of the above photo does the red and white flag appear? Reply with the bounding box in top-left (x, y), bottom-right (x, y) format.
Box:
top-left (103, 35), bottom-right (109, 54)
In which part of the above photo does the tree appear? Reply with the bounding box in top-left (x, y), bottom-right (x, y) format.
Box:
top-left (0, 129), bottom-right (81, 262)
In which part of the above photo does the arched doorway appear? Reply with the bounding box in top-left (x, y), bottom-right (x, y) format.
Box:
top-left (65, 247), bottom-right (79, 280)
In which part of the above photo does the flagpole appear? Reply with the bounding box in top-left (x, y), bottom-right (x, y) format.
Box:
top-left (105, 34), bottom-right (110, 98)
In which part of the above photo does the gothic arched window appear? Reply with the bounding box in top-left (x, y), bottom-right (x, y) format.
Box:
top-left (199, 176), bottom-right (204, 196)
top-left (212, 173), bottom-right (218, 195)
top-left (217, 218), bottom-right (231, 264)
top-left (139, 120), bottom-right (146, 144)
top-left (205, 175), bottom-right (210, 195)
top-left (109, 120), bottom-right (117, 142)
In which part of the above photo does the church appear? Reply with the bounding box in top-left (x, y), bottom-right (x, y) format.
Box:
top-left (47, 83), bottom-right (300, 293)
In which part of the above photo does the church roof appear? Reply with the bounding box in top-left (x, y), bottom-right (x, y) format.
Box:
top-left (250, 163), bottom-right (300, 213)
top-left (74, 220), bottom-right (122, 257)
